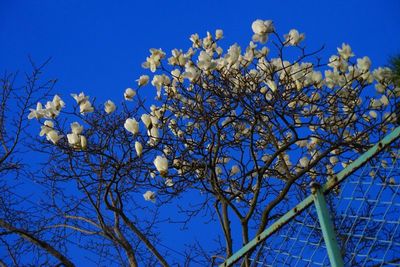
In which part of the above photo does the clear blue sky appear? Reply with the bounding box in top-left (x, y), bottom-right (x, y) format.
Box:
top-left (1, 0), bottom-right (399, 265)
top-left (1, 0), bottom-right (399, 102)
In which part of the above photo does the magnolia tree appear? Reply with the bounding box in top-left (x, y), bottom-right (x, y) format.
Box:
top-left (26, 20), bottom-right (399, 266)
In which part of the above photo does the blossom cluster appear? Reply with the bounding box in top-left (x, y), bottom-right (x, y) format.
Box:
top-left (28, 19), bottom-right (399, 204)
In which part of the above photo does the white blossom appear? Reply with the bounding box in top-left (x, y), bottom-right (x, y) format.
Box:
top-left (148, 127), bottom-right (159, 146)
top-left (215, 29), bottom-right (223, 40)
top-left (67, 122), bottom-right (86, 150)
top-left (46, 130), bottom-right (62, 144)
top-left (154, 155), bottom-right (168, 176)
top-left (53, 95), bottom-right (65, 109)
top-left (373, 67), bottom-right (392, 82)
top-left (190, 33), bottom-right (201, 48)
top-left (329, 156), bottom-right (338, 165)
top-left (71, 122), bottom-right (83, 135)
top-left (142, 48), bottom-right (165, 72)
top-left (80, 135), bottom-right (87, 150)
top-left (369, 110), bottom-right (378, 119)
top-left (151, 75), bottom-right (170, 98)
top-left (284, 29), bottom-right (305, 46)
top-left (28, 102), bottom-right (46, 120)
top-left (141, 114), bottom-right (152, 129)
top-left (266, 80), bottom-right (277, 92)
top-left (168, 49), bottom-right (187, 66)
top-left (44, 101), bottom-right (61, 118)
top-left (198, 51), bottom-right (216, 71)
top-left (165, 179), bottom-right (174, 187)
top-left (124, 118), bottom-right (139, 135)
top-left (143, 191), bottom-right (156, 203)
top-left (252, 19), bottom-right (274, 43)
top-left (299, 156), bottom-right (309, 168)
top-left (79, 100), bottom-right (94, 114)
top-left (328, 55), bottom-right (348, 72)
top-left (183, 63), bottom-right (200, 82)
top-left (337, 43), bottom-right (354, 60)
top-left (67, 133), bottom-right (80, 146)
top-left (104, 100), bottom-right (116, 114)
top-left (136, 75), bottom-right (149, 86)
top-left (357, 56), bottom-right (371, 72)
top-left (71, 92), bottom-right (89, 105)
top-left (135, 141), bottom-right (143, 157)
top-left (39, 120), bottom-right (54, 136)
top-left (124, 88), bottom-right (136, 101)
top-left (226, 44), bottom-right (241, 67)
top-left (230, 165), bottom-right (240, 175)
top-left (380, 95), bottom-right (389, 106)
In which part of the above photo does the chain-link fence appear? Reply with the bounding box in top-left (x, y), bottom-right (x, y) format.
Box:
top-left (221, 127), bottom-right (400, 267)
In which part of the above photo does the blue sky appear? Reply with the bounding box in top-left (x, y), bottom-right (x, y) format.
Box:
top-left (1, 0), bottom-right (400, 265)
top-left (1, 0), bottom-right (399, 103)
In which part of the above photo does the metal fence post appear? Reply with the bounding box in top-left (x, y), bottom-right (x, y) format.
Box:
top-left (311, 182), bottom-right (344, 267)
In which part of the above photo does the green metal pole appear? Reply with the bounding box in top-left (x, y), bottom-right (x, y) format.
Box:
top-left (311, 182), bottom-right (344, 267)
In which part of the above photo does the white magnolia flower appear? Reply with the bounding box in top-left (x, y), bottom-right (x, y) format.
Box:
top-left (230, 165), bottom-right (240, 175)
top-left (252, 19), bottom-right (274, 36)
top-left (266, 80), bottom-right (277, 92)
top-left (135, 141), bottom-right (143, 157)
top-left (151, 75), bottom-right (170, 98)
top-left (189, 33), bottom-right (201, 48)
top-left (165, 178), bottom-right (174, 187)
top-left (124, 88), bottom-right (136, 101)
top-left (183, 64), bottom-right (200, 82)
top-left (284, 29), bottom-right (305, 46)
top-left (337, 43), bottom-right (354, 60)
top-left (328, 55), bottom-right (348, 72)
top-left (369, 110), bottom-right (378, 119)
top-left (39, 120), bottom-right (54, 136)
top-left (28, 102), bottom-right (46, 120)
top-left (329, 156), bottom-right (338, 165)
top-left (142, 48), bottom-right (165, 72)
top-left (71, 92), bottom-right (89, 105)
top-left (143, 190), bottom-right (156, 203)
top-left (168, 49), bottom-right (187, 66)
top-left (44, 101), bottom-right (61, 118)
top-left (154, 155), bottom-right (168, 176)
top-left (299, 156), bottom-right (309, 168)
top-left (148, 127), bottom-right (159, 146)
top-left (141, 114), bottom-right (152, 129)
top-left (324, 70), bottom-right (340, 88)
top-left (136, 75), bottom-right (149, 86)
top-left (104, 100), bottom-right (116, 114)
top-left (79, 101), bottom-right (94, 114)
top-left (357, 56), bottom-right (371, 72)
top-left (51, 95), bottom-right (65, 110)
top-left (202, 31), bottom-right (213, 49)
top-left (312, 71), bottom-right (323, 87)
top-left (226, 44), bottom-right (241, 66)
top-left (380, 95), bottom-right (389, 106)
top-left (251, 19), bottom-right (274, 43)
top-left (124, 118), bottom-right (139, 135)
top-left (67, 133), bottom-right (80, 146)
top-left (198, 51), bottom-right (216, 71)
top-left (373, 67), bottom-right (392, 82)
top-left (215, 29), bottom-right (223, 40)
top-left (46, 130), bottom-right (62, 144)
top-left (71, 122), bottom-right (83, 135)
top-left (80, 135), bottom-right (87, 150)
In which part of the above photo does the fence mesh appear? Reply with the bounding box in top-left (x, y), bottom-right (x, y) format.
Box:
top-left (247, 146), bottom-right (400, 267)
